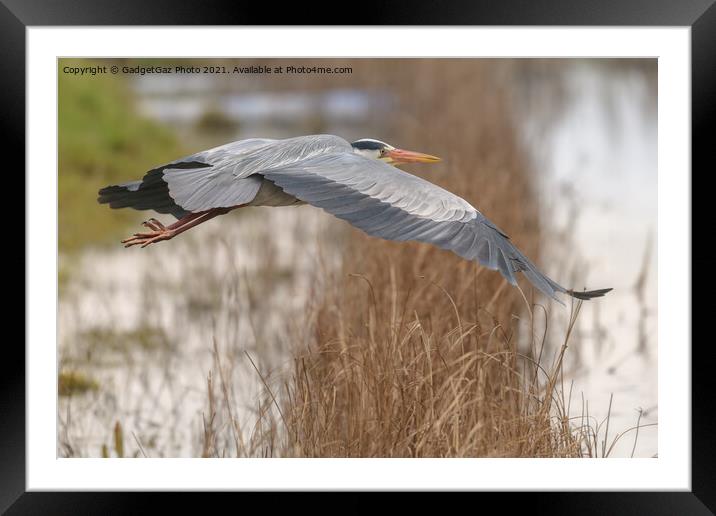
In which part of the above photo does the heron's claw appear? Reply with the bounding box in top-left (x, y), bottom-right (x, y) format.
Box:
top-left (142, 218), bottom-right (167, 232)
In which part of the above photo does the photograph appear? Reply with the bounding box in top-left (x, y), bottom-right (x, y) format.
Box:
top-left (56, 57), bottom-right (657, 459)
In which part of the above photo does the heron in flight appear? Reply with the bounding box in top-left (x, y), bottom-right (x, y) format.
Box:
top-left (98, 134), bottom-right (611, 302)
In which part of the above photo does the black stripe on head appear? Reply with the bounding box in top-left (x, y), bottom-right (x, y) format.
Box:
top-left (351, 138), bottom-right (389, 151)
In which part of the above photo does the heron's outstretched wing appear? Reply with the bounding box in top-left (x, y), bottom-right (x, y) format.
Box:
top-left (262, 152), bottom-right (611, 302)
top-left (98, 135), bottom-right (352, 216)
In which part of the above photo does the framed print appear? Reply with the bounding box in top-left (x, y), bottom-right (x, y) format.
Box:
top-left (7, 0), bottom-right (710, 512)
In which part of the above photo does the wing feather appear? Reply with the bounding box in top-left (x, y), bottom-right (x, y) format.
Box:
top-left (98, 166), bottom-right (192, 219)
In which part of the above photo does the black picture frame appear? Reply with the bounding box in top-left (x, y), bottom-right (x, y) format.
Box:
top-left (7, 0), bottom-right (709, 512)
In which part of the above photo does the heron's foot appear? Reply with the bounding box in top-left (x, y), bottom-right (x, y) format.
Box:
top-left (122, 229), bottom-right (175, 248)
top-left (122, 219), bottom-right (175, 248)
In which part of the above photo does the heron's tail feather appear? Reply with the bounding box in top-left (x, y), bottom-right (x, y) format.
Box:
top-left (97, 168), bottom-right (189, 219)
top-left (98, 181), bottom-right (142, 206)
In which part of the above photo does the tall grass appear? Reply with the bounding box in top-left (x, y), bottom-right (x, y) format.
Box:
top-left (281, 277), bottom-right (587, 457)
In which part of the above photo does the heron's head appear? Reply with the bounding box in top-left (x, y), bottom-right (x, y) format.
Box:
top-left (351, 138), bottom-right (441, 166)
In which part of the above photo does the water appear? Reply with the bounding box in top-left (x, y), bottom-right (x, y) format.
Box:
top-left (516, 62), bottom-right (657, 457)
top-left (59, 208), bottom-right (344, 457)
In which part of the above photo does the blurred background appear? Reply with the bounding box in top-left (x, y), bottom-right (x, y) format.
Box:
top-left (58, 58), bottom-right (657, 458)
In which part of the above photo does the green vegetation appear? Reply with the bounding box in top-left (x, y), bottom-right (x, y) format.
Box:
top-left (195, 105), bottom-right (238, 134)
top-left (80, 326), bottom-right (171, 355)
top-left (58, 370), bottom-right (99, 397)
top-left (59, 58), bottom-right (183, 252)
top-left (100, 421), bottom-right (128, 458)
top-left (113, 421), bottom-right (125, 458)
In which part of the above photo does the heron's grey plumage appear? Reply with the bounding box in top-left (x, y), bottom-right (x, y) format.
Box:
top-left (98, 134), bottom-right (611, 302)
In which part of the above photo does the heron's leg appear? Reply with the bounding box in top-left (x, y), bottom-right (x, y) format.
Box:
top-left (123, 207), bottom-right (236, 248)
top-left (166, 212), bottom-right (206, 230)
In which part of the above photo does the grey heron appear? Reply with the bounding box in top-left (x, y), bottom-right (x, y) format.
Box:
top-left (98, 134), bottom-right (611, 302)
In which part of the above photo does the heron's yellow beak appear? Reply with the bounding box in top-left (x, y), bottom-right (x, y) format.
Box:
top-left (385, 148), bottom-right (442, 165)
